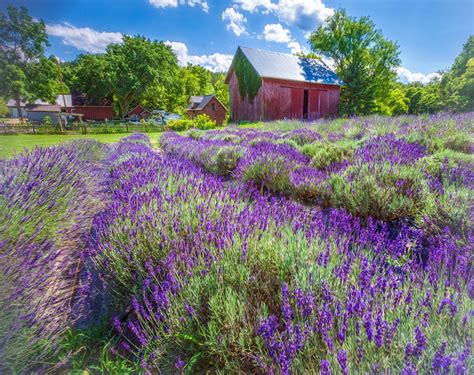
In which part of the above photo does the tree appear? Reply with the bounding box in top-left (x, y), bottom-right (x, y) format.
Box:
top-left (439, 36), bottom-right (474, 112)
top-left (374, 82), bottom-right (409, 116)
top-left (211, 72), bottom-right (229, 110)
top-left (309, 9), bottom-right (401, 116)
top-left (0, 97), bottom-right (9, 117)
top-left (0, 6), bottom-right (57, 121)
top-left (104, 36), bottom-right (179, 118)
top-left (66, 54), bottom-right (110, 105)
top-left (403, 81), bottom-right (442, 114)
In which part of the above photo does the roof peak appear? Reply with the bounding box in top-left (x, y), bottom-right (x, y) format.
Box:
top-left (232, 46), bottom-right (343, 86)
top-left (239, 45), bottom-right (323, 62)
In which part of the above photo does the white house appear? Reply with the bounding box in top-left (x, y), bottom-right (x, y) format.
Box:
top-left (7, 95), bottom-right (72, 120)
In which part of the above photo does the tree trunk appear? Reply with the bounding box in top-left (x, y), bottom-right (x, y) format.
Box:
top-left (15, 96), bottom-right (24, 123)
top-left (118, 92), bottom-right (135, 120)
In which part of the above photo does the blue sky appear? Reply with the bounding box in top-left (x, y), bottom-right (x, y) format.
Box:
top-left (2, 0), bottom-right (473, 82)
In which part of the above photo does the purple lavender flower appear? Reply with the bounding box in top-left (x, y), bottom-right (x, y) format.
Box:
top-left (320, 359), bottom-right (331, 374)
top-left (337, 349), bottom-right (348, 375)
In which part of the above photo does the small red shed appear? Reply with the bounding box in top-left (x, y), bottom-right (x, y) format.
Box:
top-left (127, 105), bottom-right (152, 120)
top-left (186, 95), bottom-right (227, 125)
top-left (225, 46), bottom-right (343, 122)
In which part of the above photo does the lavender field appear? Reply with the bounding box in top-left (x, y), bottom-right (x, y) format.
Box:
top-left (0, 114), bottom-right (473, 373)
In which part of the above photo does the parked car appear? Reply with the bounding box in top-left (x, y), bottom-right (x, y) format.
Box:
top-left (152, 116), bottom-right (163, 125)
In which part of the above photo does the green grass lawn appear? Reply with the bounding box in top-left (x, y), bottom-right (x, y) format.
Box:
top-left (0, 132), bottom-right (164, 159)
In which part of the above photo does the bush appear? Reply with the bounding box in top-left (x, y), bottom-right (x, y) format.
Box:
top-left (0, 141), bottom-right (108, 372)
top-left (420, 185), bottom-right (472, 235)
top-left (210, 146), bottom-right (246, 175)
top-left (235, 142), bottom-right (307, 194)
top-left (302, 141), bottom-right (355, 169)
top-left (283, 128), bottom-right (322, 146)
top-left (167, 118), bottom-right (193, 131)
top-left (274, 138), bottom-right (300, 149)
top-left (329, 162), bottom-right (429, 220)
top-left (442, 133), bottom-right (471, 153)
top-left (193, 114), bottom-right (217, 130)
top-left (187, 128), bottom-right (203, 140)
top-left (289, 167), bottom-right (332, 203)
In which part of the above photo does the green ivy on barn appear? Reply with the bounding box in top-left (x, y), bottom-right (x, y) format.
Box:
top-left (233, 48), bottom-right (262, 103)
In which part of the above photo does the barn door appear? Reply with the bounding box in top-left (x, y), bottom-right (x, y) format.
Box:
top-left (291, 88), bottom-right (303, 119)
top-left (309, 90), bottom-right (320, 120)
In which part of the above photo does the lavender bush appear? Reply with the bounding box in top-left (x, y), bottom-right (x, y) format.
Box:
top-left (1, 112), bottom-right (472, 373)
top-left (0, 141), bottom-right (109, 372)
top-left (100, 131), bottom-right (471, 373)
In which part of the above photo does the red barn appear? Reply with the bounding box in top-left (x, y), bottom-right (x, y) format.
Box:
top-left (225, 46), bottom-right (343, 122)
top-left (186, 95), bottom-right (227, 125)
top-left (71, 106), bottom-right (114, 121)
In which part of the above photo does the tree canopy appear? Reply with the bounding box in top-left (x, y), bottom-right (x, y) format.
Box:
top-left (0, 6), bottom-right (60, 119)
top-left (309, 9), bottom-right (401, 116)
top-left (0, 5), bottom-right (471, 121)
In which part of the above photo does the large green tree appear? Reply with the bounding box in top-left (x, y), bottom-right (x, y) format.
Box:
top-left (104, 36), bottom-right (179, 118)
top-left (439, 36), bottom-right (474, 112)
top-left (309, 9), bottom-right (401, 116)
top-left (65, 54), bottom-right (110, 104)
top-left (0, 6), bottom-right (59, 121)
top-left (141, 64), bottom-right (229, 115)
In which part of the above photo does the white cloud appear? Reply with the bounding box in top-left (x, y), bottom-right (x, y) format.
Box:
top-left (287, 40), bottom-right (303, 54)
top-left (165, 41), bottom-right (233, 72)
top-left (235, 0), bottom-right (275, 13)
top-left (234, 0), bottom-right (333, 31)
top-left (149, 0), bottom-right (209, 12)
top-left (263, 23), bottom-right (291, 43)
top-left (149, 0), bottom-right (178, 8)
top-left (275, 0), bottom-right (333, 30)
top-left (46, 23), bottom-right (123, 53)
top-left (222, 7), bottom-right (248, 36)
top-left (397, 67), bottom-right (441, 84)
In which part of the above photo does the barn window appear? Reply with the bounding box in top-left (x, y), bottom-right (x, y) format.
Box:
top-left (211, 103), bottom-right (216, 111)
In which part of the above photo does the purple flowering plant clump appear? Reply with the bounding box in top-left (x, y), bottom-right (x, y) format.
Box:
top-left (1, 112), bottom-right (472, 373)
top-left (0, 140), bottom-right (109, 372)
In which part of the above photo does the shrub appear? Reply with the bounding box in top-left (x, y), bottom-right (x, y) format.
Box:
top-left (235, 142), bottom-right (308, 194)
top-left (283, 128), bottom-right (322, 146)
top-left (302, 141), bottom-right (355, 169)
top-left (442, 133), bottom-right (471, 153)
top-left (192, 114), bottom-right (217, 130)
top-left (329, 162), bottom-right (429, 220)
top-left (187, 128), bottom-right (203, 140)
top-left (0, 141), bottom-right (108, 372)
top-left (274, 138), bottom-right (300, 149)
top-left (420, 185), bottom-right (472, 235)
top-left (167, 118), bottom-right (193, 131)
top-left (420, 150), bottom-right (474, 189)
top-left (210, 146), bottom-right (246, 175)
top-left (354, 134), bottom-right (426, 165)
top-left (289, 166), bottom-right (332, 203)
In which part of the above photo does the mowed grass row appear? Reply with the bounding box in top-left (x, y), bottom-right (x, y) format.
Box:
top-left (0, 132), bottom-right (165, 158)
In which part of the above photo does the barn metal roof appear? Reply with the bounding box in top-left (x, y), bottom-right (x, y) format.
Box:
top-left (229, 46), bottom-right (343, 86)
top-left (7, 95), bottom-right (72, 107)
top-left (25, 104), bottom-right (61, 112)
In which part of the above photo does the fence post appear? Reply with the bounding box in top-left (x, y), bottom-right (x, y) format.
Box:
top-left (32, 122), bottom-right (35, 134)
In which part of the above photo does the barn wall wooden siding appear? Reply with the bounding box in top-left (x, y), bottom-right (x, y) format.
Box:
top-left (71, 106), bottom-right (114, 121)
top-left (228, 71), bottom-right (340, 122)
